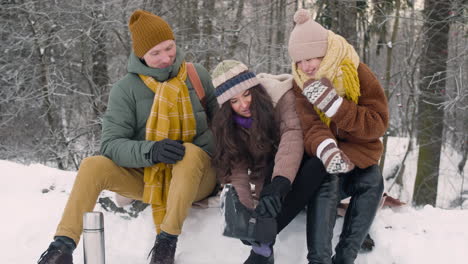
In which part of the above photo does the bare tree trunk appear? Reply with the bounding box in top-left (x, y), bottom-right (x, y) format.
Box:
top-left (460, 121), bottom-right (468, 174)
top-left (266, 1), bottom-right (275, 72)
top-left (202, 0), bottom-right (215, 70)
top-left (461, 94), bottom-right (468, 206)
top-left (330, 0), bottom-right (358, 49)
top-left (90, 4), bottom-right (110, 121)
top-left (187, 0), bottom-right (199, 41)
top-left (380, 0), bottom-right (401, 174)
top-left (27, 0), bottom-right (66, 169)
top-left (274, 0), bottom-right (286, 73)
top-left (413, 0), bottom-right (451, 206)
top-left (336, 0), bottom-right (359, 50)
top-left (370, 0), bottom-right (394, 56)
top-left (143, 0), bottom-right (163, 12)
top-left (227, 0), bottom-right (245, 58)
top-left (458, 76), bottom-right (468, 176)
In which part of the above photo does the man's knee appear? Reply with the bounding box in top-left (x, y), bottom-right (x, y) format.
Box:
top-left (181, 143), bottom-right (206, 161)
top-left (78, 155), bottom-right (116, 181)
top-left (172, 143), bottom-right (209, 179)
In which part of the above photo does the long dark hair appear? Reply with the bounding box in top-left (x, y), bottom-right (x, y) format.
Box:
top-left (212, 84), bottom-right (279, 181)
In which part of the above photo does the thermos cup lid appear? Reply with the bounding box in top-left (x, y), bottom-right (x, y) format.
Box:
top-left (83, 212), bottom-right (104, 230)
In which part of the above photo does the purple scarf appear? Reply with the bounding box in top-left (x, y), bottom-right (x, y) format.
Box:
top-left (233, 114), bottom-right (253, 129)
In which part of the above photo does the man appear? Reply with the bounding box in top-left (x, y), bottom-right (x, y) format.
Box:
top-left (37, 9), bottom-right (218, 264)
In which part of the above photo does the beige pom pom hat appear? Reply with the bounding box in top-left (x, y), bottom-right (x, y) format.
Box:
top-left (288, 9), bottom-right (329, 62)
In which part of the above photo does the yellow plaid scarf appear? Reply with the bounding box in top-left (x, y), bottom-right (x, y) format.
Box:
top-left (292, 31), bottom-right (361, 126)
top-left (139, 62), bottom-right (196, 233)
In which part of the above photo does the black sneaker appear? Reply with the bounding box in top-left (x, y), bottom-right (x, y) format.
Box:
top-left (148, 234), bottom-right (177, 264)
top-left (243, 250), bottom-right (274, 264)
top-left (37, 243), bottom-right (73, 264)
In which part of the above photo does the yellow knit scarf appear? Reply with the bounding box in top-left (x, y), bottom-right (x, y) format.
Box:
top-left (139, 62), bottom-right (196, 233)
top-left (292, 31), bottom-right (361, 126)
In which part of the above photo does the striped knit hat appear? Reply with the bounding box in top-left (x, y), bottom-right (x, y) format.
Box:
top-left (212, 60), bottom-right (259, 105)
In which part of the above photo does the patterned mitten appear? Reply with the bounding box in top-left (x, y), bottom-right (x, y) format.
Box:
top-left (319, 141), bottom-right (355, 174)
top-left (302, 78), bottom-right (342, 114)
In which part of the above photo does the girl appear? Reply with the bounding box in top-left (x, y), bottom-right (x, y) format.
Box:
top-left (287, 9), bottom-right (389, 264)
top-left (211, 60), bottom-right (303, 264)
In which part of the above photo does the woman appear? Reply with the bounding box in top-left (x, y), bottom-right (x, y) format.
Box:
top-left (211, 60), bottom-right (304, 264)
top-left (285, 9), bottom-right (389, 264)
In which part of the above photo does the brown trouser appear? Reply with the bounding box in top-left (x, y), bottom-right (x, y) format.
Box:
top-left (55, 143), bottom-right (216, 244)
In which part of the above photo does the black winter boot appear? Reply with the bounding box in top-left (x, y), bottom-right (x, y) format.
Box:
top-left (148, 232), bottom-right (177, 264)
top-left (37, 237), bottom-right (75, 264)
top-left (243, 249), bottom-right (274, 264)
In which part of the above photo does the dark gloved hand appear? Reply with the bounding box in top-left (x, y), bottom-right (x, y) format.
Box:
top-left (151, 139), bottom-right (185, 164)
top-left (255, 176), bottom-right (291, 218)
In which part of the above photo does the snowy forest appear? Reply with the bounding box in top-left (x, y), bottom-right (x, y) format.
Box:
top-left (0, 0), bottom-right (467, 208)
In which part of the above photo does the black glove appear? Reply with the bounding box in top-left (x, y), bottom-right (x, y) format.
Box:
top-left (255, 176), bottom-right (291, 218)
top-left (151, 139), bottom-right (185, 164)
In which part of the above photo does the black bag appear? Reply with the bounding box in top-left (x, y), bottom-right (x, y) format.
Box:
top-left (221, 184), bottom-right (277, 243)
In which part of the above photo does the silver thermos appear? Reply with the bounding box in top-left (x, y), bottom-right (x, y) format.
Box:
top-left (83, 212), bottom-right (106, 264)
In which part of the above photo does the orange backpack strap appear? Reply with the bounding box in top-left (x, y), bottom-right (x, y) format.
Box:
top-left (186, 62), bottom-right (206, 110)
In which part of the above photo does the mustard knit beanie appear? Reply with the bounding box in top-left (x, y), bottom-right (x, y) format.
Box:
top-left (212, 60), bottom-right (260, 106)
top-left (128, 9), bottom-right (175, 58)
top-left (288, 9), bottom-right (329, 62)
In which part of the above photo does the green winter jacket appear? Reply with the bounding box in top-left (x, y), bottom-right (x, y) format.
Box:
top-left (100, 48), bottom-right (218, 168)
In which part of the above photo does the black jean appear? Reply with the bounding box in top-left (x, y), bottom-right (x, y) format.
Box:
top-left (277, 154), bottom-right (339, 264)
top-left (276, 155), bottom-right (384, 264)
top-left (333, 164), bottom-right (384, 264)
top-left (306, 172), bottom-right (340, 264)
top-left (276, 154), bottom-right (327, 233)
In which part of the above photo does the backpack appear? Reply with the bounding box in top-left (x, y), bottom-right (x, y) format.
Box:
top-left (186, 63), bottom-right (207, 110)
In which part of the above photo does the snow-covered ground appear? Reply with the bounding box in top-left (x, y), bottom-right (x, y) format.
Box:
top-left (2, 137), bottom-right (468, 263)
